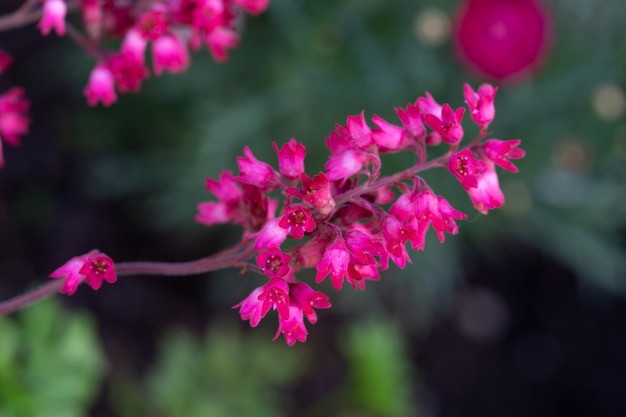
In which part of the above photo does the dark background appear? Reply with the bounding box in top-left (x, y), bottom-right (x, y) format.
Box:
top-left (1, 0), bottom-right (626, 416)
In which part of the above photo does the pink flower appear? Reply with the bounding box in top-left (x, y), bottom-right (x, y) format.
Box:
top-left (417, 92), bottom-right (442, 118)
top-left (278, 205), bottom-right (316, 239)
top-left (466, 161), bottom-right (505, 214)
top-left (233, 287), bottom-right (266, 327)
top-left (256, 247), bottom-right (291, 278)
top-left (79, 0), bottom-right (102, 38)
top-left (274, 305), bottom-right (308, 346)
top-left (205, 26), bottom-right (239, 62)
top-left (83, 64), bottom-right (117, 107)
top-left (344, 229), bottom-right (384, 266)
top-left (414, 190), bottom-right (467, 249)
top-left (453, 0), bottom-right (551, 82)
top-left (371, 115), bottom-right (410, 152)
top-left (79, 253), bottom-right (117, 290)
top-left (256, 277), bottom-right (290, 320)
top-left (0, 49), bottom-right (13, 75)
top-left (326, 124), bottom-right (353, 155)
top-left (110, 29), bottom-right (149, 93)
top-left (38, 0), bottom-right (67, 36)
top-left (346, 261), bottom-right (380, 290)
top-left (0, 87), bottom-right (30, 166)
top-left (389, 193), bottom-right (415, 223)
top-left (464, 83), bottom-right (498, 129)
top-left (380, 215), bottom-right (414, 269)
top-left (286, 172), bottom-right (336, 216)
top-left (424, 104), bottom-right (465, 145)
top-left (152, 33), bottom-right (190, 76)
top-left (205, 170), bottom-right (242, 203)
top-left (273, 138), bottom-right (306, 180)
top-left (195, 201), bottom-right (230, 226)
top-left (325, 150), bottom-right (373, 182)
top-left (448, 149), bottom-right (487, 190)
top-left (315, 236), bottom-right (350, 290)
top-left (483, 139), bottom-right (525, 172)
top-left (395, 101), bottom-right (426, 139)
top-left (345, 111), bottom-right (373, 149)
top-left (237, 146), bottom-right (280, 188)
top-left (233, 0), bottom-right (270, 15)
top-left (136, 9), bottom-right (169, 40)
top-left (293, 234), bottom-right (332, 268)
top-left (254, 218), bottom-right (289, 250)
top-left (49, 250), bottom-right (116, 294)
top-left (289, 282), bottom-right (331, 324)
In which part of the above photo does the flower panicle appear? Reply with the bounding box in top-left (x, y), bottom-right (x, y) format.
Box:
top-left (199, 83), bottom-right (525, 344)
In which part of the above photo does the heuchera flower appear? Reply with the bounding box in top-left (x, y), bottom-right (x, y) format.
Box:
top-left (414, 190), bottom-right (467, 249)
top-left (289, 282), bottom-right (331, 324)
top-left (424, 104), bottom-right (465, 145)
top-left (79, 0), bottom-right (103, 38)
top-left (325, 150), bottom-right (374, 183)
top-left (205, 27), bottom-right (240, 62)
top-left (136, 9), bottom-right (169, 40)
top-left (287, 172), bottom-right (336, 216)
top-left (237, 147), bottom-right (280, 188)
top-left (395, 101), bottom-right (426, 140)
top-left (279, 205), bottom-right (316, 239)
top-left (464, 83), bottom-right (498, 130)
top-left (453, 0), bottom-right (551, 82)
top-left (0, 87), bottom-right (30, 167)
top-left (152, 33), bottom-right (190, 76)
top-left (315, 236), bottom-right (351, 290)
top-left (448, 149), bottom-right (487, 190)
top-left (83, 64), bottom-right (118, 107)
top-left (466, 161), bottom-right (505, 214)
top-left (49, 250), bottom-right (116, 294)
top-left (110, 29), bottom-right (149, 93)
top-left (274, 305), bottom-right (308, 346)
top-left (254, 218), bottom-right (289, 250)
top-left (256, 247), bottom-right (291, 278)
top-left (483, 139), bottom-right (525, 172)
top-left (273, 138), bottom-right (306, 180)
top-left (38, 0), bottom-right (67, 36)
top-left (345, 111), bottom-right (373, 149)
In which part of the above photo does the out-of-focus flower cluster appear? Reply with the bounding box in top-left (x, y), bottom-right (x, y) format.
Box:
top-left (196, 84), bottom-right (525, 345)
top-left (36, 0), bottom-right (269, 107)
top-left (0, 49), bottom-right (30, 167)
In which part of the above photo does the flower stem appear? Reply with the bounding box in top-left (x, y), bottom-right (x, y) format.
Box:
top-left (0, 242), bottom-right (257, 316)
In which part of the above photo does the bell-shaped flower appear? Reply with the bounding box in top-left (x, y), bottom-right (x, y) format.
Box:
top-left (273, 138), bottom-right (306, 180)
top-left (448, 149), bottom-right (487, 189)
top-left (483, 139), bottom-right (525, 172)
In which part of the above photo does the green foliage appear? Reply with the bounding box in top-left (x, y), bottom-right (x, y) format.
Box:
top-left (111, 322), bottom-right (307, 417)
top-left (341, 318), bottom-right (417, 417)
top-left (0, 300), bottom-right (107, 417)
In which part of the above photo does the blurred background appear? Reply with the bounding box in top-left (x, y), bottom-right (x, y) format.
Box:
top-left (1, 0), bottom-right (626, 416)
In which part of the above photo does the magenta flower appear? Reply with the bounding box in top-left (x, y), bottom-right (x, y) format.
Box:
top-left (464, 83), bottom-right (498, 130)
top-left (454, 0), bottom-right (551, 82)
top-left (287, 172), bottom-right (336, 216)
top-left (466, 162), bottom-right (505, 214)
top-left (237, 147), bottom-right (280, 188)
top-left (136, 9), bottom-right (169, 41)
top-left (205, 26), bottom-right (239, 62)
top-left (83, 64), bottom-right (117, 107)
top-left (483, 139), bottom-right (525, 172)
top-left (326, 124), bottom-right (353, 155)
top-left (256, 247), bottom-right (291, 278)
top-left (395, 101), bottom-right (426, 140)
top-left (38, 0), bottom-right (67, 36)
top-left (389, 193), bottom-right (415, 223)
top-left (417, 92), bottom-right (442, 118)
top-left (254, 218), bottom-right (289, 250)
top-left (414, 190), bottom-right (467, 249)
top-left (279, 205), bottom-right (316, 239)
top-left (0, 87), bottom-right (30, 166)
top-left (325, 150), bottom-right (373, 182)
top-left (50, 250), bottom-right (116, 294)
top-left (371, 115), bottom-right (410, 152)
top-left (448, 149), bottom-right (487, 190)
top-left (109, 29), bottom-right (149, 93)
top-left (315, 236), bottom-right (351, 290)
top-left (380, 215), bottom-right (414, 269)
top-left (257, 277), bottom-right (291, 320)
top-left (273, 138), bottom-right (306, 180)
top-left (152, 33), bottom-right (190, 76)
top-left (424, 104), bottom-right (465, 145)
top-left (233, 286), bottom-right (266, 327)
top-left (206, 170), bottom-right (242, 203)
top-left (289, 282), bottom-right (331, 324)
top-left (345, 229), bottom-right (384, 266)
top-left (274, 305), bottom-right (308, 346)
top-left (345, 111), bottom-right (374, 149)
top-left (346, 261), bottom-right (380, 290)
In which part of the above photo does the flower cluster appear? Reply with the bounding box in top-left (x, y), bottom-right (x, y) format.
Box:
top-left (49, 250), bottom-right (117, 295)
top-left (0, 49), bottom-right (30, 167)
top-left (197, 83), bottom-right (525, 345)
top-left (36, 0), bottom-right (269, 107)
